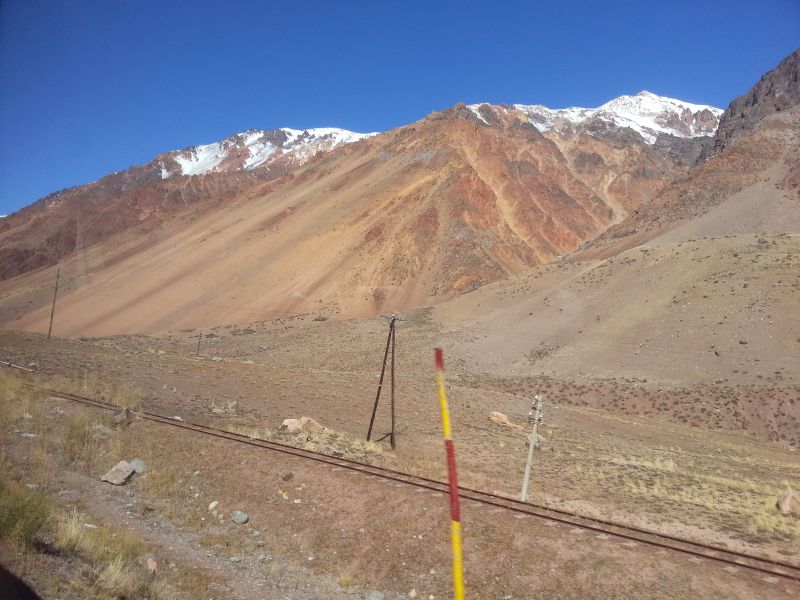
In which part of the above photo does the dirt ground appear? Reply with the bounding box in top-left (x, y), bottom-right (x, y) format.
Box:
top-left (1, 314), bottom-right (799, 598)
top-left (1, 388), bottom-right (797, 600)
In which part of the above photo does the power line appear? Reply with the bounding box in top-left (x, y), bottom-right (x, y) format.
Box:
top-left (46, 267), bottom-right (60, 340)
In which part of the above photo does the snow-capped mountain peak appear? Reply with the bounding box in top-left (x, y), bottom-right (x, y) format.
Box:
top-left (591, 91), bottom-right (723, 141)
top-left (162, 127), bottom-right (377, 179)
top-left (469, 91), bottom-right (723, 144)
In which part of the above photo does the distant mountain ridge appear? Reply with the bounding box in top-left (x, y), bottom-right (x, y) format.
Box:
top-left (157, 127), bottom-right (377, 179)
top-left (10, 91), bottom-right (719, 207)
top-left (0, 89), bottom-right (722, 292)
top-left (4, 54), bottom-right (795, 336)
top-left (129, 91), bottom-right (721, 186)
top-left (582, 49), bottom-right (800, 256)
top-left (469, 91), bottom-right (722, 144)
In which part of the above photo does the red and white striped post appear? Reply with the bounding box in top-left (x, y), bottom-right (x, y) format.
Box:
top-left (434, 348), bottom-right (465, 600)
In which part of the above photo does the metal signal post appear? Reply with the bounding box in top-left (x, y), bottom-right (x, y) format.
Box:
top-left (520, 394), bottom-right (544, 502)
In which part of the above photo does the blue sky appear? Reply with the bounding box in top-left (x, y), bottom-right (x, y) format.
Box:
top-left (1, 1), bottom-right (798, 215)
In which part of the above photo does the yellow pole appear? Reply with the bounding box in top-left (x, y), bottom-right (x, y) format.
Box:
top-left (435, 348), bottom-right (465, 600)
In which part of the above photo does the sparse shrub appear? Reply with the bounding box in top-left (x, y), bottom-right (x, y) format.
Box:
top-left (56, 508), bottom-right (159, 598)
top-left (60, 410), bottom-right (99, 464)
top-left (137, 464), bottom-right (185, 504)
top-left (55, 508), bottom-right (87, 554)
top-left (0, 476), bottom-right (51, 547)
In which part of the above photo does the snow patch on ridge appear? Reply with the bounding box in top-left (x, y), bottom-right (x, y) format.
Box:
top-left (467, 105), bottom-right (490, 125)
top-left (168, 127), bottom-right (376, 178)
top-left (470, 91), bottom-right (723, 144)
top-left (175, 142), bottom-right (227, 176)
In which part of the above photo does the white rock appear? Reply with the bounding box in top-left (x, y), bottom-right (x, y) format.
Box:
top-left (101, 461), bottom-right (135, 485)
top-left (281, 416), bottom-right (327, 433)
top-left (776, 487), bottom-right (799, 516)
top-left (488, 411), bottom-right (523, 430)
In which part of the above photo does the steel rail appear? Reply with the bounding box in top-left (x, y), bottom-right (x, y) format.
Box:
top-left (17, 381), bottom-right (800, 583)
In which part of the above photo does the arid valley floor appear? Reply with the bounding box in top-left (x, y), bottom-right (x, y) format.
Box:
top-left (1, 229), bottom-right (798, 598)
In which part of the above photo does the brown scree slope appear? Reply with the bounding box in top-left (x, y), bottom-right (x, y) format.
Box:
top-left (0, 102), bottom-right (703, 336)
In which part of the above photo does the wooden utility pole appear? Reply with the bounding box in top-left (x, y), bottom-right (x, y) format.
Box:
top-left (367, 314), bottom-right (401, 448)
top-left (47, 267), bottom-right (61, 340)
top-left (390, 316), bottom-right (396, 449)
top-left (520, 394), bottom-right (543, 502)
top-left (196, 331), bottom-right (203, 357)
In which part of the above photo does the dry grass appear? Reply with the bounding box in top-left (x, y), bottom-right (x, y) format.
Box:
top-left (0, 372), bottom-right (43, 431)
top-left (51, 371), bottom-right (142, 409)
top-left (53, 507), bottom-right (166, 598)
top-left (539, 417), bottom-right (800, 548)
top-left (405, 455), bottom-right (448, 481)
top-left (0, 371), bottom-right (170, 598)
top-left (0, 372), bottom-right (125, 473)
top-left (0, 474), bottom-right (163, 599)
top-left (310, 428), bottom-right (386, 461)
top-left (0, 473), bottom-right (51, 548)
top-left (227, 423), bottom-right (388, 464)
top-left (56, 508), bottom-right (144, 563)
top-left (135, 463), bottom-right (185, 505)
top-left (41, 406), bottom-right (122, 475)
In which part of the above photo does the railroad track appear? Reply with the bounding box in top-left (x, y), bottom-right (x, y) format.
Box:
top-left (6, 369), bottom-right (800, 584)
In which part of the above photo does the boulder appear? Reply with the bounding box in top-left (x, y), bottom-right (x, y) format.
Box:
top-left (299, 416), bottom-right (326, 433)
top-left (112, 408), bottom-right (133, 427)
top-left (776, 487), bottom-right (799, 516)
top-left (231, 510), bottom-right (249, 525)
top-left (281, 418), bottom-right (304, 433)
top-left (488, 411), bottom-right (523, 430)
top-left (281, 416), bottom-right (327, 434)
top-left (101, 461), bottom-right (135, 485)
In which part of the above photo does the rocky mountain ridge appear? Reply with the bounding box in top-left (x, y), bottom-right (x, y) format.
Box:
top-left (0, 99), bottom-right (704, 332)
top-left (469, 91), bottom-right (722, 144)
top-left (1, 49), bottom-right (798, 334)
top-left (157, 127), bottom-right (377, 179)
top-left (0, 91), bottom-right (715, 286)
top-left (700, 48), bottom-right (800, 161)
